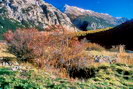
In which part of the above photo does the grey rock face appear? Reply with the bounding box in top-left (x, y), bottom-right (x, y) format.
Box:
top-left (0, 0), bottom-right (75, 31)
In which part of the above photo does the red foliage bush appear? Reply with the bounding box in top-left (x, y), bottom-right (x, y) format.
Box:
top-left (4, 28), bottom-right (40, 61)
top-left (4, 26), bottom-right (89, 69)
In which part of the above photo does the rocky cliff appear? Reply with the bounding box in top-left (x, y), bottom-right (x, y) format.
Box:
top-left (0, 0), bottom-right (74, 31)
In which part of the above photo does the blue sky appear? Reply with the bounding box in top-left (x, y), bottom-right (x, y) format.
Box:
top-left (45, 0), bottom-right (133, 19)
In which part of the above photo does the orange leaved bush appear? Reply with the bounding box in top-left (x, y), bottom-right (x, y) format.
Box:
top-left (4, 26), bottom-right (89, 70)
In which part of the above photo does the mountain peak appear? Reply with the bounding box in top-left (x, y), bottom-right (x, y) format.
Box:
top-left (64, 5), bottom-right (113, 18)
top-left (65, 5), bottom-right (94, 16)
top-left (64, 5), bottom-right (128, 30)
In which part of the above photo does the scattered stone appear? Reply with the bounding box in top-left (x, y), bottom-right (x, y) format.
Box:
top-left (93, 55), bottom-right (117, 64)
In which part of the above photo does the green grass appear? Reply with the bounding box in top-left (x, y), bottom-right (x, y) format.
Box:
top-left (0, 63), bottom-right (132, 89)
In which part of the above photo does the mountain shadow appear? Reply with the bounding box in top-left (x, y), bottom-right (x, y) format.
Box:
top-left (78, 20), bottom-right (133, 50)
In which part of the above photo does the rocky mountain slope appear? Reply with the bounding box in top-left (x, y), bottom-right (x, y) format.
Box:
top-left (0, 16), bottom-right (26, 39)
top-left (65, 5), bottom-right (128, 30)
top-left (0, 0), bottom-right (75, 32)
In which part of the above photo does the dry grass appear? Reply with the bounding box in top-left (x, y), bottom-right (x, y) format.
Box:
top-left (88, 47), bottom-right (133, 66)
top-left (117, 52), bottom-right (133, 65)
top-left (109, 45), bottom-right (133, 65)
top-left (0, 43), bottom-right (16, 58)
top-left (85, 43), bottom-right (105, 51)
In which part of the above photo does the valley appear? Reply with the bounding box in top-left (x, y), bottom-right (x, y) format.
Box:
top-left (0, 0), bottom-right (133, 89)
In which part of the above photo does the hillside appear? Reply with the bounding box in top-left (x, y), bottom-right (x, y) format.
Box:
top-left (65, 5), bottom-right (128, 30)
top-left (78, 20), bottom-right (133, 50)
top-left (0, 16), bottom-right (34, 39)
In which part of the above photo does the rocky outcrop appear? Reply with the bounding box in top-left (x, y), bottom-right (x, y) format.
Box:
top-left (0, 0), bottom-right (76, 31)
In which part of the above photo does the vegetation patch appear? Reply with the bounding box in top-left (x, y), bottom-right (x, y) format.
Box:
top-left (0, 26), bottom-right (133, 88)
top-left (0, 63), bottom-right (132, 89)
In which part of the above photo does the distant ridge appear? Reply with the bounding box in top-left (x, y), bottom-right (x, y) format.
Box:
top-left (64, 5), bottom-right (128, 30)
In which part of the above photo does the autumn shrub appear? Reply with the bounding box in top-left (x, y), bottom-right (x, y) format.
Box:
top-left (4, 25), bottom-right (98, 79)
top-left (4, 29), bottom-right (40, 61)
top-left (4, 26), bottom-right (90, 66)
top-left (4, 28), bottom-right (65, 63)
